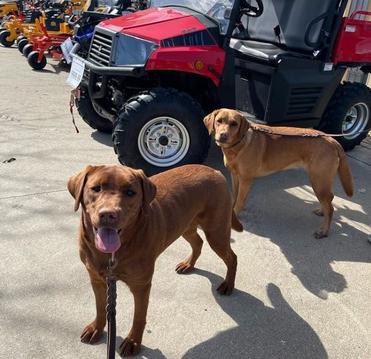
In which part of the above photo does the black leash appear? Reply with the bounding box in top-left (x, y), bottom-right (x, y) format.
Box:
top-left (106, 254), bottom-right (117, 359)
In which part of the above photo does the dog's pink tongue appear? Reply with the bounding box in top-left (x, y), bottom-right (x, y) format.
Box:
top-left (95, 228), bottom-right (121, 253)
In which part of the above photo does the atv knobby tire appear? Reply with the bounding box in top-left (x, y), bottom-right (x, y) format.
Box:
top-left (76, 84), bottom-right (113, 133)
top-left (113, 87), bottom-right (210, 176)
top-left (320, 82), bottom-right (371, 151)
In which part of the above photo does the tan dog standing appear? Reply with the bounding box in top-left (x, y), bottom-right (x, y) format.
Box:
top-left (204, 109), bottom-right (354, 238)
top-left (67, 164), bottom-right (242, 356)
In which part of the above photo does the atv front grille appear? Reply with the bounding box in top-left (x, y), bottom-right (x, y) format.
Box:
top-left (89, 30), bottom-right (114, 67)
top-left (286, 87), bottom-right (323, 116)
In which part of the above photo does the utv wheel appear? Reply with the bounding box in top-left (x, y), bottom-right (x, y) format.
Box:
top-left (76, 84), bottom-right (113, 133)
top-left (22, 43), bottom-right (33, 57)
top-left (113, 88), bottom-right (210, 176)
top-left (320, 82), bottom-right (371, 151)
top-left (17, 38), bottom-right (28, 53)
top-left (27, 51), bottom-right (47, 70)
top-left (0, 30), bottom-right (14, 47)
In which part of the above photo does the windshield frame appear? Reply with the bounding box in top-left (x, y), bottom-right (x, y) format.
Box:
top-left (150, 0), bottom-right (238, 35)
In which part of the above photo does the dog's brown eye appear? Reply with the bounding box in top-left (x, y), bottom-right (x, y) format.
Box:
top-left (91, 185), bottom-right (101, 193)
top-left (230, 122), bottom-right (238, 127)
top-left (216, 119), bottom-right (222, 124)
top-left (126, 189), bottom-right (136, 197)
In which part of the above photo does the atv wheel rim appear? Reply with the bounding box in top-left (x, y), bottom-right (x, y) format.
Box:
top-left (342, 102), bottom-right (369, 140)
top-left (138, 117), bottom-right (190, 167)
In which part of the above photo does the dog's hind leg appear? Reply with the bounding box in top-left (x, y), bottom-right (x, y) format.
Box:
top-left (309, 171), bottom-right (335, 239)
top-left (204, 228), bottom-right (237, 295)
top-left (176, 226), bottom-right (203, 274)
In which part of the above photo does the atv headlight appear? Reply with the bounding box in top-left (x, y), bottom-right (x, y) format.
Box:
top-left (113, 34), bottom-right (157, 66)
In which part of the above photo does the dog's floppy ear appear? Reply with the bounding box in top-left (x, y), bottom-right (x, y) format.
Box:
top-left (67, 166), bottom-right (95, 212)
top-left (135, 169), bottom-right (157, 213)
top-left (236, 113), bottom-right (250, 138)
top-left (203, 109), bottom-right (220, 135)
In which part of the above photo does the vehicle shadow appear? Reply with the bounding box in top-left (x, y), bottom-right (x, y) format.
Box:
top-left (182, 269), bottom-right (328, 359)
top-left (91, 130), bottom-right (113, 147)
top-left (205, 145), bottom-right (371, 299)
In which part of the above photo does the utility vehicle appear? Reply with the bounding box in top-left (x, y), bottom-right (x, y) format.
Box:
top-left (72, 0), bottom-right (371, 175)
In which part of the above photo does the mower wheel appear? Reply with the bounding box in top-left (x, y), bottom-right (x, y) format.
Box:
top-left (76, 84), bottom-right (113, 133)
top-left (320, 82), bottom-right (371, 151)
top-left (16, 35), bottom-right (26, 44)
top-left (17, 38), bottom-right (28, 53)
top-left (27, 51), bottom-right (47, 70)
top-left (113, 87), bottom-right (210, 176)
top-left (22, 43), bottom-right (33, 57)
top-left (0, 30), bottom-right (14, 47)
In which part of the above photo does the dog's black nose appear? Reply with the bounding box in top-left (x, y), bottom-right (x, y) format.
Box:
top-left (219, 133), bottom-right (228, 143)
top-left (99, 208), bottom-right (118, 224)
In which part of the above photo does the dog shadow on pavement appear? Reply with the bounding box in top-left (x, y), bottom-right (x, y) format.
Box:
top-left (205, 143), bottom-right (371, 299)
top-left (182, 269), bottom-right (328, 359)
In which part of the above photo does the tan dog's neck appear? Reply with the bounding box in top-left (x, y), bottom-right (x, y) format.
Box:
top-left (221, 128), bottom-right (253, 166)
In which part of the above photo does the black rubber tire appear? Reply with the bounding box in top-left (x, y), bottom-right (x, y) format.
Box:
top-left (16, 35), bottom-right (26, 44)
top-left (27, 51), bottom-right (47, 70)
top-left (76, 84), bottom-right (113, 133)
top-left (112, 87), bottom-right (210, 176)
top-left (0, 30), bottom-right (15, 47)
top-left (17, 38), bottom-right (28, 53)
top-left (319, 82), bottom-right (371, 151)
top-left (22, 43), bottom-right (33, 57)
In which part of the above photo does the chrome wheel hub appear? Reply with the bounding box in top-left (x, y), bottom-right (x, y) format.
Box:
top-left (138, 117), bottom-right (190, 167)
top-left (342, 102), bottom-right (369, 140)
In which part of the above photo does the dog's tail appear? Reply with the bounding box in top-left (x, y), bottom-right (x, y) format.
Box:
top-left (232, 210), bottom-right (243, 232)
top-left (335, 141), bottom-right (354, 197)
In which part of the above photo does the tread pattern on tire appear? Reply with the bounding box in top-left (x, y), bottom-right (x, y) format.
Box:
top-left (112, 87), bottom-right (210, 175)
top-left (75, 85), bottom-right (113, 133)
top-left (320, 81), bottom-right (371, 151)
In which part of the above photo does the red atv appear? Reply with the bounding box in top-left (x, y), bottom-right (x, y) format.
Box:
top-left (72, 0), bottom-right (371, 175)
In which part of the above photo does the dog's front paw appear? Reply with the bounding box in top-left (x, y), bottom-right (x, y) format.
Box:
top-left (217, 280), bottom-right (234, 295)
top-left (175, 260), bottom-right (194, 274)
top-left (80, 321), bottom-right (104, 344)
top-left (119, 337), bottom-right (141, 357)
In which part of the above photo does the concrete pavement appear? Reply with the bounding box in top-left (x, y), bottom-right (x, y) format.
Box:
top-left (0, 47), bottom-right (371, 359)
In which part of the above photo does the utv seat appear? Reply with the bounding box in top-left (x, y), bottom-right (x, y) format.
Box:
top-left (229, 38), bottom-right (308, 64)
top-left (231, 0), bottom-right (341, 64)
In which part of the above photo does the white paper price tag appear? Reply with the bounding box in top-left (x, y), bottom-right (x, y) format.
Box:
top-left (67, 56), bottom-right (85, 89)
top-left (60, 37), bottom-right (74, 64)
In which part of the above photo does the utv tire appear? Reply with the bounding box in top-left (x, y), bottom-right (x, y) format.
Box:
top-left (76, 84), bottom-right (113, 133)
top-left (17, 38), bottom-right (28, 53)
top-left (0, 30), bottom-right (14, 47)
top-left (22, 43), bottom-right (33, 57)
top-left (113, 88), bottom-right (210, 176)
top-left (27, 51), bottom-right (47, 70)
top-left (320, 82), bottom-right (371, 151)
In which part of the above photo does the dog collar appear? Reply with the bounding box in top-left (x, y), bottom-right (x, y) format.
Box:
top-left (219, 134), bottom-right (246, 150)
